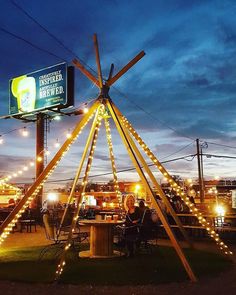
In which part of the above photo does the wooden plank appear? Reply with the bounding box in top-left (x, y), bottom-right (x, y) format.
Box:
top-left (72, 58), bottom-right (100, 87)
top-left (93, 34), bottom-right (103, 88)
top-left (106, 51), bottom-right (145, 86)
top-left (108, 63), bottom-right (114, 80)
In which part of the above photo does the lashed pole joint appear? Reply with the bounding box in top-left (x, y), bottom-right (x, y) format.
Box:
top-left (70, 34), bottom-right (197, 282)
top-left (72, 34), bottom-right (145, 102)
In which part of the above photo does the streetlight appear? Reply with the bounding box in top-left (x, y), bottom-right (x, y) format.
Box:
top-left (47, 192), bottom-right (58, 202)
top-left (47, 192), bottom-right (59, 209)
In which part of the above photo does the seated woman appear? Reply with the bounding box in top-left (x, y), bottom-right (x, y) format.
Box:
top-left (124, 194), bottom-right (141, 257)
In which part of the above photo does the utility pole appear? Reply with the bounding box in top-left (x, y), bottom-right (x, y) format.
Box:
top-left (196, 138), bottom-right (205, 203)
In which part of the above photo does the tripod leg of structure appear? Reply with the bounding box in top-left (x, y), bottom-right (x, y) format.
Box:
top-left (0, 101), bottom-right (100, 243)
top-left (55, 104), bottom-right (104, 280)
top-left (107, 99), bottom-right (197, 282)
top-left (113, 103), bottom-right (193, 247)
top-left (57, 104), bottom-right (103, 235)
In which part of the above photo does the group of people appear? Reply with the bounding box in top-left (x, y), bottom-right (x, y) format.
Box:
top-left (123, 194), bottom-right (154, 257)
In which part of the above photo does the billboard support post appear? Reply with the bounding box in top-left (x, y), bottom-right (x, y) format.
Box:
top-left (36, 113), bottom-right (45, 208)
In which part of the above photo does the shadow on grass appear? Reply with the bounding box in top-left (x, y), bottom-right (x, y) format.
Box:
top-left (0, 244), bottom-right (233, 285)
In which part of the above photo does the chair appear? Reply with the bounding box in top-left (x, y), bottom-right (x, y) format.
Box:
top-left (114, 224), bottom-right (140, 256)
top-left (137, 209), bottom-right (157, 253)
top-left (39, 213), bottom-right (89, 260)
top-left (19, 209), bottom-right (37, 233)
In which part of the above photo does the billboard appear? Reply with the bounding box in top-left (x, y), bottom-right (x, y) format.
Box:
top-left (9, 62), bottom-right (73, 116)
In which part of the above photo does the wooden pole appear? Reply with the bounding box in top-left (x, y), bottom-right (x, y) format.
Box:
top-left (107, 99), bottom-right (197, 282)
top-left (93, 34), bottom-right (103, 88)
top-left (55, 105), bottom-right (104, 280)
top-left (113, 104), bottom-right (192, 247)
top-left (0, 100), bottom-right (100, 236)
top-left (106, 51), bottom-right (145, 87)
top-left (57, 104), bottom-right (102, 234)
top-left (72, 58), bottom-right (99, 88)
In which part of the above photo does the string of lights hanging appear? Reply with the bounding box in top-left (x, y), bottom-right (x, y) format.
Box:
top-left (121, 115), bottom-right (233, 256)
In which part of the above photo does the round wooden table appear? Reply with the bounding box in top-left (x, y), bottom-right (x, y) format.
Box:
top-left (79, 219), bottom-right (124, 258)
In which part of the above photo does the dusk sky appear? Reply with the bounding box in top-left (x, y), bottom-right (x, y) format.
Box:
top-left (0, 0), bottom-right (236, 191)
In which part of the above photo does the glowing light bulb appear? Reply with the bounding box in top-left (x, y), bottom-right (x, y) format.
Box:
top-left (54, 115), bottom-right (61, 121)
top-left (66, 132), bottom-right (72, 139)
top-left (22, 127), bottom-right (29, 137)
top-left (45, 150), bottom-right (50, 156)
top-left (37, 156), bottom-right (43, 162)
top-left (54, 138), bottom-right (60, 148)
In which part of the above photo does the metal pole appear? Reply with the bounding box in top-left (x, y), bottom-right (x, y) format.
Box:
top-left (196, 139), bottom-right (204, 203)
top-left (36, 113), bottom-right (45, 208)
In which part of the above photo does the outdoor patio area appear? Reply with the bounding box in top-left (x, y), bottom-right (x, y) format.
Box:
top-left (0, 226), bottom-right (235, 294)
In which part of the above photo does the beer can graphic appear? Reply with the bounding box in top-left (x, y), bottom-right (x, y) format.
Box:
top-left (11, 75), bottom-right (36, 113)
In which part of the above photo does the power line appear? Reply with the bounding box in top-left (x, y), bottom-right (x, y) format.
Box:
top-left (0, 26), bottom-right (65, 61)
top-left (160, 141), bottom-right (195, 160)
top-left (0, 98), bottom-right (95, 138)
top-left (204, 141), bottom-right (236, 150)
top-left (10, 0), bottom-right (199, 145)
top-left (10, 0), bottom-right (98, 76)
top-left (8, 2), bottom-right (236, 170)
top-left (203, 153), bottom-right (236, 160)
top-left (0, 123), bottom-right (34, 136)
top-left (112, 86), bottom-right (195, 141)
top-left (13, 154), bottom-right (196, 185)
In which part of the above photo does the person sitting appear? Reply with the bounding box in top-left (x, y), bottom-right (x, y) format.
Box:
top-left (124, 194), bottom-right (140, 257)
top-left (139, 200), bottom-right (152, 225)
top-left (7, 198), bottom-right (16, 208)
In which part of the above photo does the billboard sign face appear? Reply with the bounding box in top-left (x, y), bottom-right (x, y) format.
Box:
top-left (9, 63), bottom-right (69, 115)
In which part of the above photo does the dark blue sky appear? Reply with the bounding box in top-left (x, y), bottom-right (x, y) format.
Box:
top-left (0, 0), bottom-right (236, 188)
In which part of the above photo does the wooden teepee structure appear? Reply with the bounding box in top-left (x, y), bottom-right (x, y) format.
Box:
top-left (0, 34), bottom-right (233, 283)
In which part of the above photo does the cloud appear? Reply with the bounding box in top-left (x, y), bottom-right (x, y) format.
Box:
top-left (1, 0), bottom-right (236, 185)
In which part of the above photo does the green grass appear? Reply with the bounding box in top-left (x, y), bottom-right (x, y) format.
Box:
top-left (0, 244), bottom-right (233, 285)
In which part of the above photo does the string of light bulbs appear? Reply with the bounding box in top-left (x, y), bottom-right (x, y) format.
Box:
top-left (121, 115), bottom-right (233, 256)
top-left (0, 103), bottom-right (92, 183)
top-left (0, 97), bottom-right (93, 145)
top-left (104, 116), bottom-right (122, 205)
top-left (0, 182), bottom-right (21, 201)
top-left (0, 103), bottom-right (99, 246)
top-left (0, 125), bottom-right (33, 144)
top-left (55, 104), bottom-right (104, 279)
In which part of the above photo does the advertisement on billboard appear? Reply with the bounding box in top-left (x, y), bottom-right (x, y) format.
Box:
top-left (9, 62), bottom-right (72, 116)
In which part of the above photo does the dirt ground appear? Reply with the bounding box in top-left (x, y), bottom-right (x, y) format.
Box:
top-left (1, 227), bottom-right (236, 295)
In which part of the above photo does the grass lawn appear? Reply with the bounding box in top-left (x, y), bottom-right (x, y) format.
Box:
top-left (0, 244), bottom-right (233, 285)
